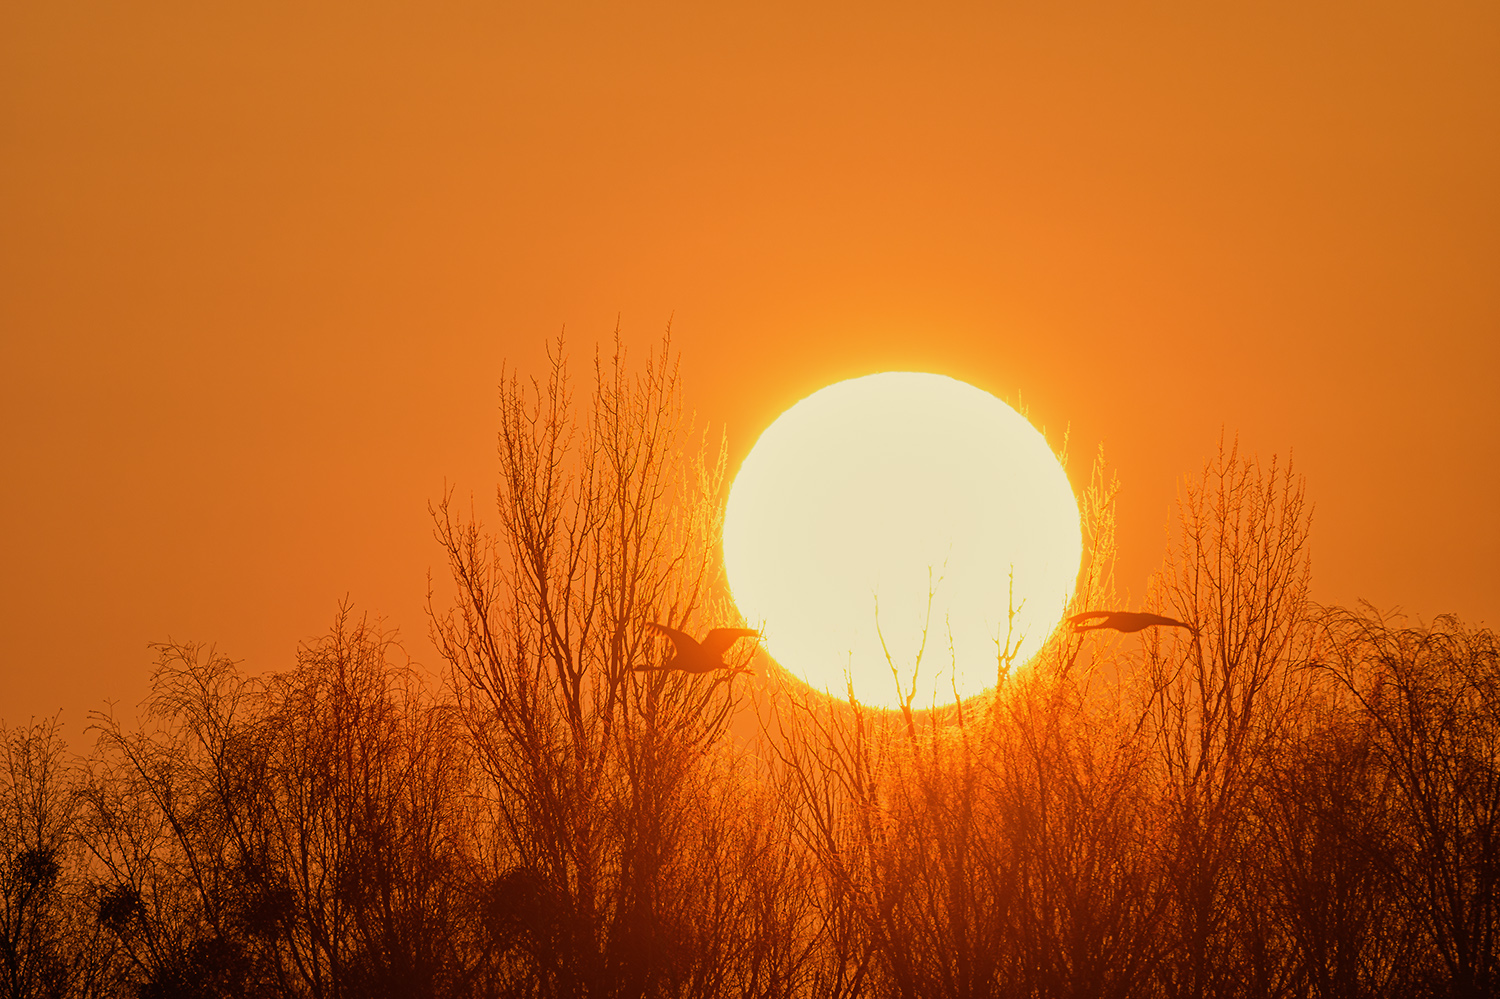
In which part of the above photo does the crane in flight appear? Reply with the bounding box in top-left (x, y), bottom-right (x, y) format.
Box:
top-left (1068, 610), bottom-right (1195, 634)
top-left (633, 623), bottom-right (762, 675)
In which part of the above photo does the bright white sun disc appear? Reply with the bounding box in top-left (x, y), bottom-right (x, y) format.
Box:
top-left (723, 372), bottom-right (1082, 709)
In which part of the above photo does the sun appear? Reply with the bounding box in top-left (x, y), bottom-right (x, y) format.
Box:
top-left (723, 372), bottom-right (1082, 709)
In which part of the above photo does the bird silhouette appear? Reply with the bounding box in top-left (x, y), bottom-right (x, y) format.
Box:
top-left (633, 623), bottom-right (762, 675)
top-left (1068, 610), bottom-right (1195, 634)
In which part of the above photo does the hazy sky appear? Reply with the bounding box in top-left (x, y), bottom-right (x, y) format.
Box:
top-left (3, 1), bottom-right (1496, 726)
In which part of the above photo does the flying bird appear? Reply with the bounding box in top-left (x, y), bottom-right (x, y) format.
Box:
top-left (1068, 610), bottom-right (1195, 634)
top-left (633, 623), bottom-right (762, 675)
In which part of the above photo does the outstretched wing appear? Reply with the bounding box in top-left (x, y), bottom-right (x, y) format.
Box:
top-left (700, 628), bottom-right (761, 659)
top-left (1130, 612), bottom-right (1194, 631)
top-left (647, 622), bottom-right (698, 655)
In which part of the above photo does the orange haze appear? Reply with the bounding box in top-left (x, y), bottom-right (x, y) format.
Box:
top-left (2, 1), bottom-right (1497, 725)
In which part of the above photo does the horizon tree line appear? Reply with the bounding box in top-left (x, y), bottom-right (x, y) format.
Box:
top-left (1, 335), bottom-right (1495, 999)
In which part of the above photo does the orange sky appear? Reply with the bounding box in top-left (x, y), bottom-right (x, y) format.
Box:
top-left (3, 1), bottom-right (1497, 726)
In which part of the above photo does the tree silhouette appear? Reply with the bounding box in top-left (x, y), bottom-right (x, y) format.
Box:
top-left (6, 337), bottom-right (1500, 999)
top-left (0, 716), bottom-right (112, 999)
top-left (1315, 608), bottom-right (1500, 999)
top-left (430, 331), bottom-right (786, 997)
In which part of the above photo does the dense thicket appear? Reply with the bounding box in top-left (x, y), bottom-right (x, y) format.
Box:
top-left (3, 340), bottom-right (1496, 998)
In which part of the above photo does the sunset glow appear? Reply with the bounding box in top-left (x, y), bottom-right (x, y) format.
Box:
top-left (723, 372), bottom-right (1082, 709)
top-left (4, 4), bottom-right (1496, 991)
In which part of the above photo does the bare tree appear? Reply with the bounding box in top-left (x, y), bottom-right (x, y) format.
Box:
top-left (255, 608), bottom-right (483, 999)
top-left (1255, 684), bottom-right (1410, 999)
top-left (0, 716), bottom-right (115, 999)
top-left (1136, 438), bottom-right (1316, 999)
top-left (431, 330), bottom-right (770, 997)
top-left (82, 644), bottom-right (270, 998)
top-left (81, 609), bottom-right (486, 999)
top-left (1315, 608), bottom-right (1500, 999)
